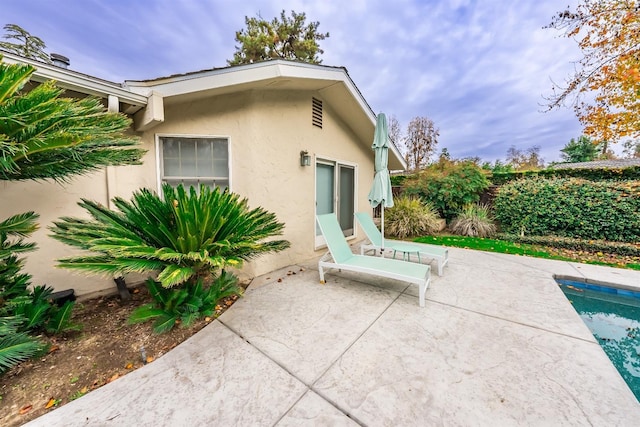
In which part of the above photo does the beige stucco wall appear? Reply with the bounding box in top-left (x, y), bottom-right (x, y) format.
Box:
top-left (0, 172), bottom-right (114, 296)
top-left (0, 88), bottom-right (375, 296)
top-left (129, 88), bottom-right (375, 278)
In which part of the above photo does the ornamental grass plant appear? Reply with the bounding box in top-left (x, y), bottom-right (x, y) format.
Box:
top-left (385, 195), bottom-right (440, 239)
top-left (449, 204), bottom-right (497, 238)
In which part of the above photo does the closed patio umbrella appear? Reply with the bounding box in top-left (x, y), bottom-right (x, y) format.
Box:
top-left (367, 113), bottom-right (394, 251)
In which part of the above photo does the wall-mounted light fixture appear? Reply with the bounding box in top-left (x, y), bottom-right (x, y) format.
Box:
top-left (300, 150), bottom-right (311, 167)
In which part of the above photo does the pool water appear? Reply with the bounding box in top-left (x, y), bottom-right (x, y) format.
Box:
top-left (557, 279), bottom-right (640, 401)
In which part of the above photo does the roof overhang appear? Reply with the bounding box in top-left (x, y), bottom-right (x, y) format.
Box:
top-left (1, 53), bottom-right (406, 170)
top-left (126, 61), bottom-right (407, 170)
top-left (1, 51), bottom-right (147, 114)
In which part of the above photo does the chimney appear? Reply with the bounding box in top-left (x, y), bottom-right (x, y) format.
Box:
top-left (50, 53), bottom-right (70, 69)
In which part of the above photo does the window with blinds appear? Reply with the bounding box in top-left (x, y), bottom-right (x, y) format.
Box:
top-left (159, 136), bottom-right (229, 190)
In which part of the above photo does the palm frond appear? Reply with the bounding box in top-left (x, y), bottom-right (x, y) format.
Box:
top-left (0, 317), bottom-right (46, 374)
top-left (0, 211), bottom-right (39, 237)
top-left (157, 265), bottom-right (196, 288)
top-left (52, 183), bottom-right (290, 288)
top-left (0, 58), bottom-right (34, 104)
top-left (56, 256), bottom-right (165, 277)
top-left (0, 58), bottom-right (145, 182)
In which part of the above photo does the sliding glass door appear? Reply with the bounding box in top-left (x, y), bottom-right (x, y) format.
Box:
top-left (315, 159), bottom-right (356, 246)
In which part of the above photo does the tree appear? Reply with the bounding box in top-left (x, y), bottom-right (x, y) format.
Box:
top-left (438, 148), bottom-right (451, 162)
top-left (622, 140), bottom-right (640, 158)
top-left (560, 135), bottom-right (602, 162)
top-left (0, 57), bottom-right (144, 181)
top-left (0, 24), bottom-right (50, 63)
top-left (546, 1), bottom-right (640, 150)
top-left (228, 10), bottom-right (329, 65)
top-left (387, 114), bottom-right (402, 148)
top-left (505, 145), bottom-right (544, 171)
top-left (403, 116), bottom-right (439, 171)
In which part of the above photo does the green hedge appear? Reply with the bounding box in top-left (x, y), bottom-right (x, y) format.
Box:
top-left (490, 166), bottom-right (640, 185)
top-left (497, 233), bottom-right (640, 257)
top-left (493, 178), bottom-right (640, 242)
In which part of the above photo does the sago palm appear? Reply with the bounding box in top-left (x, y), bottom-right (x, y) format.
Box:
top-left (1, 56), bottom-right (145, 368)
top-left (0, 55), bottom-right (145, 181)
top-left (0, 316), bottom-right (46, 374)
top-left (0, 212), bottom-right (38, 297)
top-left (50, 183), bottom-right (291, 288)
top-left (0, 213), bottom-right (46, 373)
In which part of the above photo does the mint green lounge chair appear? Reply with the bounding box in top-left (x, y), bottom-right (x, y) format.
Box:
top-left (354, 212), bottom-right (449, 276)
top-left (316, 214), bottom-right (431, 307)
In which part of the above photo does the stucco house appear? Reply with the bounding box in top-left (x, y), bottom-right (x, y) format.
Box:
top-left (1, 52), bottom-right (406, 297)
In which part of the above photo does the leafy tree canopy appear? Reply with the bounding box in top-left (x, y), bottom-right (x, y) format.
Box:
top-left (560, 135), bottom-right (603, 163)
top-left (228, 10), bottom-right (329, 65)
top-left (0, 56), bottom-right (145, 182)
top-left (546, 1), bottom-right (640, 150)
top-left (0, 24), bottom-right (50, 63)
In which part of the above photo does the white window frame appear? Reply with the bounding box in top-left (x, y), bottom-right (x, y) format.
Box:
top-left (314, 155), bottom-right (358, 248)
top-left (155, 133), bottom-right (232, 193)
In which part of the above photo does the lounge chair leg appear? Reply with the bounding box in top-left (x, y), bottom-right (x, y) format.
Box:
top-left (438, 261), bottom-right (443, 276)
top-left (319, 266), bottom-right (325, 284)
top-left (419, 283), bottom-right (426, 308)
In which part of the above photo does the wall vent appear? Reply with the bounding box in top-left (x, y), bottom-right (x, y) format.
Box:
top-left (312, 97), bottom-right (323, 128)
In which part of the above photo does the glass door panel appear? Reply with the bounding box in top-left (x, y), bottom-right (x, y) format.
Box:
top-left (315, 162), bottom-right (335, 238)
top-left (315, 160), bottom-right (356, 246)
top-left (338, 165), bottom-right (355, 237)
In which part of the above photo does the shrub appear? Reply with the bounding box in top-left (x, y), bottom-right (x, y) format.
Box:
top-left (1, 212), bottom-right (78, 373)
top-left (0, 316), bottom-right (47, 374)
top-left (51, 184), bottom-right (290, 332)
top-left (497, 234), bottom-right (640, 257)
top-left (129, 273), bottom-right (240, 334)
top-left (449, 204), bottom-right (497, 237)
top-left (385, 196), bottom-right (440, 239)
top-left (403, 159), bottom-right (490, 221)
top-left (493, 178), bottom-right (640, 242)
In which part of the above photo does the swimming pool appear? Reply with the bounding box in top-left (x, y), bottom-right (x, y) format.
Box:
top-left (557, 278), bottom-right (640, 402)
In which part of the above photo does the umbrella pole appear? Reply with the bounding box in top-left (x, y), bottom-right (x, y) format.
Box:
top-left (380, 206), bottom-right (385, 256)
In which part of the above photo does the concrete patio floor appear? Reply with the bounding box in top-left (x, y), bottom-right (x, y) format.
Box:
top-left (27, 247), bottom-right (640, 426)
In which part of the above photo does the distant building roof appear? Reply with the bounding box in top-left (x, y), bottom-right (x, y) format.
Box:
top-left (551, 158), bottom-right (640, 170)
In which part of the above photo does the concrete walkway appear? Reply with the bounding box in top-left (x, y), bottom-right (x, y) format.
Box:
top-left (27, 247), bottom-right (640, 426)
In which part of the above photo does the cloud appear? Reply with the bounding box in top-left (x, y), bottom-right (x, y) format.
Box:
top-left (2, 0), bottom-right (586, 162)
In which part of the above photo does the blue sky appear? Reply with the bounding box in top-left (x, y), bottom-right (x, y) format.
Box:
top-left (3, 0), bottom-right (587, 163)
